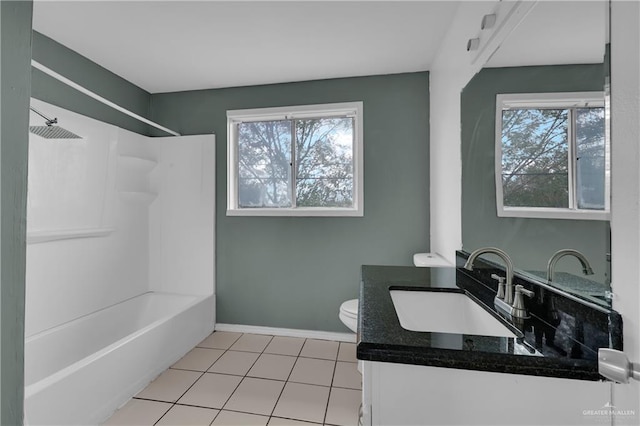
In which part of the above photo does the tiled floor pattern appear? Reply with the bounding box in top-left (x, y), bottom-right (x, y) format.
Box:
top-left (104, 332), bottom-right (361, 426)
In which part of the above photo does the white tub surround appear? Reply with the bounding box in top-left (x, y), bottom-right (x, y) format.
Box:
top-left (24, 293), bottom-right (214, 426)
top-left (149, 135), bottom-right (216, 296)
top-left (24, 101), bottom-right (216, 425)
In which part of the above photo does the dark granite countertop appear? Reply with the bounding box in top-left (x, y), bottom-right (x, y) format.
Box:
top-left (356, 264), bottom-right (620, 381)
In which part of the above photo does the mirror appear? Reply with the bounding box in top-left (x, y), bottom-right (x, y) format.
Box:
top-left (460, 1), bottom-right (611, 308)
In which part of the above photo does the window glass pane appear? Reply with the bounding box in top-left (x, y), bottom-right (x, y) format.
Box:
top-left (576, 107), bottom-right (605, 210)
top-left (295, 117), bottom-right (354, 207)
top-left (237, 120), bottom-right (292, 208)
top-left (501, 109), bottom-right (569, 208)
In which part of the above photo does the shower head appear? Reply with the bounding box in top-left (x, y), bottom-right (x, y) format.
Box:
top-left (29, 125), bottom-right (82, 139)
top-left (29, 107), bottom-right (82, 139)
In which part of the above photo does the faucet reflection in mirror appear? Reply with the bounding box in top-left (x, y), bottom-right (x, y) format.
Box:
top-left (460, 0), bottom-right (611, 307)
top-left (547, 249), bottom-right (595, 282)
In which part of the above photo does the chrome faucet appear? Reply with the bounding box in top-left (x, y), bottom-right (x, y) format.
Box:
top-left (464, 247), bottom-right (535, 320)
top-left (464, 247), bottom-right (515, 304)
top-left (546, 249), bottom-right (595, 282)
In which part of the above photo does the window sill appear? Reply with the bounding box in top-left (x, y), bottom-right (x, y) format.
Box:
top-left (497, 207), bottom-right (610, 221)
top-left (226, 207), bottom-right (363, 217)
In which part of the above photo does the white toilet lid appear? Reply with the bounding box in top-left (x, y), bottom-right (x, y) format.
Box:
top-left (340, 299), bottom-right (359, 317)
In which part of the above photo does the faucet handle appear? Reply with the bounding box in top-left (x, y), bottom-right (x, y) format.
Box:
top-left (515, 285), bottom-right (535, 298)
top-left (512, 285), bottom-right (535, 318)
top-left (491, 274), bottom-right (506, 299)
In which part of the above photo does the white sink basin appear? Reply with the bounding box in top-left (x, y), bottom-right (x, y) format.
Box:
top-left (390, 290), bottom-right (516, 337)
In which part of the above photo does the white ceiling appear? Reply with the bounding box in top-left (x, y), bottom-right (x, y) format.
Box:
top-left (32, 1), bottom-right (608, 94)
top-left (33, 1), bottom-right (460, 93)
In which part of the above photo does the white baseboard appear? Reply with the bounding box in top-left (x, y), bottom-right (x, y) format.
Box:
top-left (215, 323), bottom-right (356, 343)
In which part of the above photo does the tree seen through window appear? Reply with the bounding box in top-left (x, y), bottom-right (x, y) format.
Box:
top-left (501, 107), bottom-right (605, 210)
top-left (237, 117), bottom-right (353, 208)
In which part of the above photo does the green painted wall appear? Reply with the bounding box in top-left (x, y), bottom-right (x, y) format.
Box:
top-left (461, 64), bottom-right (609, 282)
top-left (31, 31), bottom-right (153, 135)
top-left (150, 73), bottom-right (430, 331)
top-left (1, 1), bottom-right (32, 424)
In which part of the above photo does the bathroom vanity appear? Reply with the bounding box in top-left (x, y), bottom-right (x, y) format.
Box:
top-left (356, 259), bottom-right (622, 425)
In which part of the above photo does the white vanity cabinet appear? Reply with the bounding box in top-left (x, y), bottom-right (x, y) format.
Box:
top-left (361, 361), bottom-right (611, 426)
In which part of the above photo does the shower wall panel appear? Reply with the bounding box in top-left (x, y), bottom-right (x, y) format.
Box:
top-left (26, 100), bottom-right (150, 337)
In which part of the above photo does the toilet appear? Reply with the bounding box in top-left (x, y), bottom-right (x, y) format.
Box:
top-left (339, 298), bottom-right (362, 373)
top-left (339, 299), bottom-right (358, 333)
top-left (339, 253), bottom-right (452, 333)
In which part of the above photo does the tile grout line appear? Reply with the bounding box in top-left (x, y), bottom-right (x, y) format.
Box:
top-left (206, 370), bottom-right (306, 384)
top-left (322, 344), bottom-right (340, 426)
top-left (165, 405), bottom-right (323, 424)
top-left (148, 371), bottom-right (206, 426)
top-left (155, 402), bottom-right (173, 426)
top-left (218, 334), bottom-right (275, 416)
top-left (192, 332), bottom-right (246, 425)
top-left (205, 333), bottom-right (251, 425)
top-left (270, 416), bottom-right (323, 425)
top-left (269, 339), bottom-right (340, 424)
top-left (298, 354), bottom-right (349, 362)
top-left (268, 338), bottom-right (307, 421)
top-left (119, 333), bottom-right (358, 426)
top-left (333, 359), bottom-right (363, 391)
top-left (150, 330), bottom-right (244, 426)
top-left (120, 396), bottom-right (173, 426)
top-left (202, 331), bottom-right (249, 425)
top-left (113, 332), bottom-right (241, 424)
top-left (200, 332), bottom-right (255, 378)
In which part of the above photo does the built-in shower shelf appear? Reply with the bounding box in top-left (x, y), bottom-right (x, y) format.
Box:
top-left (117, 155), bottom-right (157, 173)
top-left (27, 228), bottom-right (114, 244)
top-left (118, 191), bottom-right (158, 204)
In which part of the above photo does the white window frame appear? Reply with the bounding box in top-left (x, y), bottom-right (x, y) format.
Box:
top-left (227, 101), bottom-right (364, 217)
top-left (495, 92), bottom-right (610, 221)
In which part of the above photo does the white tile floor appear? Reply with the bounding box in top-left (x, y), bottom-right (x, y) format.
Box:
top-left (104, 332), bottom-right (361, 426)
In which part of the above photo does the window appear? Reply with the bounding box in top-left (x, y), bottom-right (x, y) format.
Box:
top-left (495, 92), bottom-right (609, 220)
top-left (227, 102), bottom-right (363, 216)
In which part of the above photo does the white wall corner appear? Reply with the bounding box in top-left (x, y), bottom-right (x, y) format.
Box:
top-left (610, 0), bottom-right (640, 413)
top-left (428, 0), bottom-right (537, 264)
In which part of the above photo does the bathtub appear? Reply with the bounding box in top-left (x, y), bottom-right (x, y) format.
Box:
top-left (24, 292), bottom-right (215, 425)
